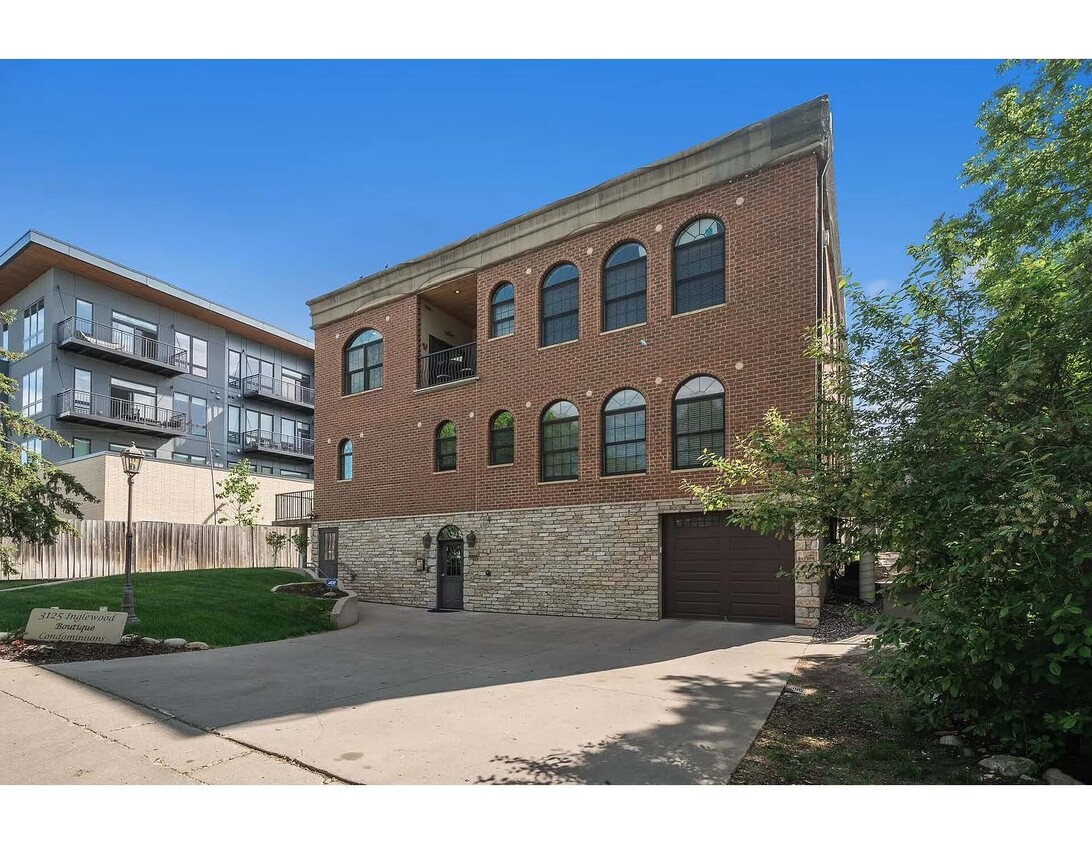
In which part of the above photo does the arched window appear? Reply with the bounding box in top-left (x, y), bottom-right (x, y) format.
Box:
top-left (673, 376), bottom-right (725, 469)
top-left (343, 329), bottom-right (383, 394)
top-left (602, 389), bottom-right (646, 475)
top-left (490, 283), bottom-right (515, 338)
top-left (435, 420), bottom-right (457, 472)
top-left (337, 439), bottom-right (353, 481)
top-left (540, 263), bottom-right (579, 347)
top-left (673, 218), bottom-right (725, 315)
top-left (602, 243), bottom-right (647, 331)
top-left (489, 410), bottom-right (515, 466)
top-left (540, 401), bottom-right (579, 481)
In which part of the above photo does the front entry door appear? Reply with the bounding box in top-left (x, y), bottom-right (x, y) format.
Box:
top-left (438, 538), bottom-right (464, 610)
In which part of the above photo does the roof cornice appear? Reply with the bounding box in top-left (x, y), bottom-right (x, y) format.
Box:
top-left (309, 96), bottom-right (833, 328)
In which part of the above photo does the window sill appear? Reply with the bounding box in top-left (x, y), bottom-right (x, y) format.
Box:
top-left (601, 471), bottom-right (647, 479)
top-left (433, 469), bottom-right (458, 475)
top-left (671, 302), bottom-right (727, 318)
top-left (486, 333), bottom-right (514, 342)
top-left (599, 322), bottom-right (646, 336)
top-left (670, 466), bottom-right (714, 473)
top-left (336, 478), bottom-right (353, 483)
top-left (537, 478), bottom-right (578, 485)
top-left (485, 462), bottom-right (514, 469)
top-left (537, 339), bottom-right (578, 351)
top-left (342, 386), bottom-right (382, 399)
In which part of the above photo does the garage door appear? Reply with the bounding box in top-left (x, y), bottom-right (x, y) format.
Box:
top-left (662, 513), bottom-right (795, 623)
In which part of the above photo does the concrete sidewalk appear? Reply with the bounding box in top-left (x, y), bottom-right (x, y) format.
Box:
top-left (44, 604), bottom-right (812, 784)
top-left (0, 658), bottom-right (337, 785)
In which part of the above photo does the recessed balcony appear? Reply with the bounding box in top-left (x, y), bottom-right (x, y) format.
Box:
top-left (241, 374), bottom-right (315, 410)
top-left (56, 317), bottom-right (189, 377)
top-left (417, 341), bottom-right (477, 389)
top-left (242, 429), bottom-right (314, 462)
top-left (55, 389), bottom-right (188, 438)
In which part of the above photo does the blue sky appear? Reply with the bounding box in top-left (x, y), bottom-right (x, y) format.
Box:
top-left (0, 60), bottom-right (1002, 337)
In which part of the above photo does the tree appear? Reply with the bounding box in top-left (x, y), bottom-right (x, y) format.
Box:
top-left (686, 60), bottom-right (1092, 760)
top-left (215, 459), bottom-right (261, 526)
top-left (264, 530), bottom-right (290, 565)
top-left (1, 310), bottom-right (96, 576)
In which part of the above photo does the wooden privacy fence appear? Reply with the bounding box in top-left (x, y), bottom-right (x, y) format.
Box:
top-left (2, 521), bottom-right (304, 581)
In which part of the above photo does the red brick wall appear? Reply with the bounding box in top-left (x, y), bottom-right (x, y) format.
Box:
top-left (313, 154), bottom-right (820, 520)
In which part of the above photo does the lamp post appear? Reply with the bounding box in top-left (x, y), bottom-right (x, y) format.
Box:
top-left (120, 442), bottom-right (145, 624)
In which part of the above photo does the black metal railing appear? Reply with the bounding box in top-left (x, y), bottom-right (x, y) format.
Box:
top-left (241, 373), bottom-right (315, 406)
top-left (418, 341), bottom-right (477, 389)
top-left (56, 316), bottom-right (189, 369)
top-left (275, 490), bottom-right (314, 523)
top-left (242, 429), bottom-right (315, 458)
top-left (55, 389), bottom-right (188, 432)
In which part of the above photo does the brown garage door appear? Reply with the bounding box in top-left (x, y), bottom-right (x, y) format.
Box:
top-left (662, 513), bottom-right (794, 623)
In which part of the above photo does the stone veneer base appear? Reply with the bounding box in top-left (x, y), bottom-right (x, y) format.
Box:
top-left (312, 500), bottom-right (823, 627)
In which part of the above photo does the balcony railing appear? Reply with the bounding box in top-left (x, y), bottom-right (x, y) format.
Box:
top-left (242, 429), bottom-right (315, 460)
top-left (274, 490), bottom-right (314, 524)
top-left (241, 373), bottom-right (315, 408)
top-left (418, 341), bottom-right (477, 389)
top-left (55, 389), bottom-right (188, 436)
top-left (56, 316), bottom-right (189, 375)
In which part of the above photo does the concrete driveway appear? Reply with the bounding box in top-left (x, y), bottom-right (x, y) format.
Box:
top-left (48, 603), bottom-right (810, 784)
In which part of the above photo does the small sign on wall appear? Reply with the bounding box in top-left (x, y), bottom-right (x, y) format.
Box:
top-left (325, 579), bottom-right (338, 590)
top-left (24, 608), bottom-right (128, 645)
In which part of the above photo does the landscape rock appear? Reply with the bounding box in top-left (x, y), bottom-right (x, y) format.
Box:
top-left (323, 591), bottom-right (339, 598)
top-left (184, 641), bottom-right (209, 651)
top-left (1042, 768), bottom-right (1082, 785)
top-left (979, 755), bottom-right (1036, 778)
top-left (0, 632), bottom-right (11, 643)
top-left (119, 634), bottom-right (140, 646)
top-left (140, 637), bottom-right (161, 646)
top-left (163, 638), bottom-right (187, 648)
top-left (939, 735), bottom-right (965, 747)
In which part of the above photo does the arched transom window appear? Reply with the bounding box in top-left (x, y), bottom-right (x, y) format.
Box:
top-left (540, 401), bottom-right (579, 481)
top-left (673, 375), bottom-right (725, 469)
top-left (337, 438), bottom-right (353, 481)
top-left (541, 264), bottom-right (579, 347)
top-left (343, 329), bottom-right (383, 394)
top-left (490, 283), bottom-right (515, 338)
top-left (489, 410), bottom-right (515, 466)
top-left (602, 243), bottom-right (647, 331)
top-left (673, 218), bottom-right (725, 315)
top-left (602, 389), bottom-right (647, 475)
top-left (435, 420), bottom-right (457, 472)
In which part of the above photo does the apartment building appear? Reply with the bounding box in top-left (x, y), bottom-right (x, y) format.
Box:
top-left (0, 231), bottom-right (316, 522)
top-left (302, 98), bottom-right (842, 626)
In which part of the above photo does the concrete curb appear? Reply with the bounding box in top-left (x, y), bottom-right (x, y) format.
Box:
top-left (273, 571), bottom-right (360, 631)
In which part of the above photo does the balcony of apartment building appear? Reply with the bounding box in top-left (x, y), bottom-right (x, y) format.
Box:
top-left (416, 273), bottom-right (478, 390)
top-left (55, 389), bottom-right (188, 438)
top-left (241, 429), bottom-right (315, 462)
top-left (273, 489), bottom-right (314, 527)
top-left (56, 316), bottom-right (189, 377)
top-left (240, 373), bottom-right (315, 411)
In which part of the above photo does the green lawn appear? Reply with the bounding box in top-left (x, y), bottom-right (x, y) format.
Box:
top-left (0, 580), bottom-right (56, 591)
top-left (0, 568), bottom-right (335, 647)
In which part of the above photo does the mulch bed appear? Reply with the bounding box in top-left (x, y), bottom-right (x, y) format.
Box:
top-left (812, 589), bottom-right (882, 642)
top-left (0, 638), bottom-right (182, 666)
top-left (273, 582), bottom-right (349, 599)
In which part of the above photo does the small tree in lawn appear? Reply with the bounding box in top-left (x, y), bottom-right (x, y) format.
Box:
top-left (215, 459), bottom-right (261, 526)
top-left (265, 531), bottom-right (290, 565)
top-left (1, 309), bottom-right (96, 576)
top-left (290, 527), bottom-right (309, 566)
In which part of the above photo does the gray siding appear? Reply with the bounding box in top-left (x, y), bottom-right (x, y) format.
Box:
top-left (2, 268), bottom-right (314, 477)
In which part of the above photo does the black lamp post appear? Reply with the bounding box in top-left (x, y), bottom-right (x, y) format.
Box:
top-left (120, 442), bottom-right (145, 624)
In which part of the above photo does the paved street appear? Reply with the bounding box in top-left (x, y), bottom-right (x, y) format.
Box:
top-left (12, 604), bottom-right (811, 784)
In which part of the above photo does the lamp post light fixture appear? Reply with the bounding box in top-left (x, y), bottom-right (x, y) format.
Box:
top-left (120, 442), bottom-right (145, 624)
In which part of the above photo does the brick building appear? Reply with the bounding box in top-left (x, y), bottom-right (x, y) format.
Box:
top-left (303, 97), bottom-right (842, 627)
